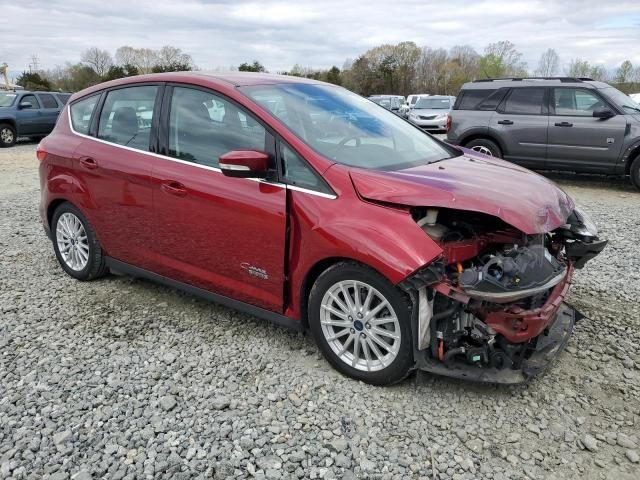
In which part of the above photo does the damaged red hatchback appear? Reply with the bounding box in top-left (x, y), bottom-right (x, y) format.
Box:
top-left (38, 72), bottom-right (607, 385)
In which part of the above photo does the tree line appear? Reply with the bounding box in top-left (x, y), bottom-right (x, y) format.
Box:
top-left (15, 41), bottom-right (640, 96)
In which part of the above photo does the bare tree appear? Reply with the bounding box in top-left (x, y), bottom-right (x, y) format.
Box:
top-left (534, 49), bottom-right (559, 77)
top-left (132, 48), bottom-right (159, 74)
top-left (157, 45), bottom-right (194, 69)
top-left (481, 41), bottom-right (527, 77)
top-left (115, 46), bottom-right (137, 67)
top-left (81, 47), bottom-right (113, 77)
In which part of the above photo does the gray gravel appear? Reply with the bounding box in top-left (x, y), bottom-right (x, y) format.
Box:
top-left (1, 141), bottom-right (639, 480)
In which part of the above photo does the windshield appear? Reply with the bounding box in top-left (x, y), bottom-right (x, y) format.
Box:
top-left (0, 93), bottom-right (18, 107)
top-left (241, 84), bottom-right (456, 170)
top-left (601, 87), bottom-right (640, 113)
top-left (414, 97), bottom-right (451, 109)
top-left (370, 97), bottom-right (391, 108)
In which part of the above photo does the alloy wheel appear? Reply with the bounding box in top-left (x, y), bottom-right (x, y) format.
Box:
top-left (0, 127), bottom-right (14, 144)
top-left (471, 145), bottom-right (494, 156)
top-left (320, 280), bottom-right (401, 372)
top-left (56, 212), bottom-right (90, 271)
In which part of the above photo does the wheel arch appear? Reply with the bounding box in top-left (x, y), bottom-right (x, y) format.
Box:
top-left (624, 142), bottom-right (640, 176)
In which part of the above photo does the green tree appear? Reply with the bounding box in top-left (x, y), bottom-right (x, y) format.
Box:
top-left (238, 61), bottom-right (265, 72)
top-left (15, 72), bottom-right (52, 91)
top-left (479, 41), bottom-right (527, 78)
top-left (324, 66), bottom-right (342, 85)
top-left (615, 60), bottom-right (633, 84)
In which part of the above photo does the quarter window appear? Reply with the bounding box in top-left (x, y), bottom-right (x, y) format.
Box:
top-left (168, 87), bottom-right (266, 168)
top-left (70, 94), bottom-right (100, 135)
top-left (456, 89), bottom-right (496, 110)
top-left (38, 93), bottom-right (59, 109)
top-left (281, 144), bottom-right (330, 194)
top-left (98, 86), bottom-right (158, 150)
top-left (502, 88), bottom-right (545, 115)
top-left (20, 94), bottom-right (39, 109)
top-left (553, 88), bottom-right (604, 116)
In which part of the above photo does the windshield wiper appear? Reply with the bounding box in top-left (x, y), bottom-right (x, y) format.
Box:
top-left (623, 104), bottom-right (640, 113)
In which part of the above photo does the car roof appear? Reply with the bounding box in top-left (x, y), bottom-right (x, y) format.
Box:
top-left (68, 71), bottom-right (330, 102)
top-left (461, 78), bottom-right (610, 90)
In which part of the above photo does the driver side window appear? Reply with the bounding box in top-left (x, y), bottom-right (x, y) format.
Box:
top-left (554, 88), bottom-right (603, 116)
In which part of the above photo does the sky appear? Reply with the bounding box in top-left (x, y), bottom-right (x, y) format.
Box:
top-left (1, 0), bottom-right (640, 78)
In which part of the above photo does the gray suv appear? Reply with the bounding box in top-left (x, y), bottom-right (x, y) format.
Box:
top-left (447, 77), bottom-right (640, 189)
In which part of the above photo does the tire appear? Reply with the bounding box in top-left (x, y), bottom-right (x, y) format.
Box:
top-left (0, 123), bottom-right (17, 148)
top-left (630, 156), bottom-right (640, 190)
top-left (465, 138), bottom-right (502, 158)
top-left (51, 202), bottom-right (107, 281)
top-left (308, 261), bottom-right (414, 385)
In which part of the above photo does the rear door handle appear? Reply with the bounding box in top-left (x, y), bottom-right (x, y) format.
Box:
top-left (554, 121), bottom-right (573, 127)
top-left (79, 157), bottom-right (98, 169)
top-left (497, 119), bottom-right (514, 125)
top-left (161, 180), bottom-right (188, 197)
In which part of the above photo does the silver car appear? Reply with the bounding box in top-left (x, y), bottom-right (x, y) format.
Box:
top-left (407, 95), bottom-right (455, 131)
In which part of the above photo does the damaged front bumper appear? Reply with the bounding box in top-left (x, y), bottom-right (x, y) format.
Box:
top-left (414, 303), bottom-right (576, 384)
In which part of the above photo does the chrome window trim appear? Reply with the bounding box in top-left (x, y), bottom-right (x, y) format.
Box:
top-left (66, 106), bottom-right (337, 199)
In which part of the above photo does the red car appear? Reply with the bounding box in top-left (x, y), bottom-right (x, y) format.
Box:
top-left (38, 72), bottom-right (606, 385)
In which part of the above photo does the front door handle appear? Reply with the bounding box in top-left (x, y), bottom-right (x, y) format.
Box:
top-left (554, 121), bottom-right (573, 127)
top-left (498, 119), bottom-right (514, 125)
top-left (79, 157), bottom-right (98, 169)
top-left (161, 180), bottom-right (188, 197)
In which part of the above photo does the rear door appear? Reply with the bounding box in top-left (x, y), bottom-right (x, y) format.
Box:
top-left (547, 87), bottom-right (626, 172)
top-left (36, 93), bottom-right (62, 133)
top-left (490, 87), bottom-right (549, 168)
top-left (70, 84), bottom-right (161, 270)
top-left (151, 85), bottom-right (287, 312)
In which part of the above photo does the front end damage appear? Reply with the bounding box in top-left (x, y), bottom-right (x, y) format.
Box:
top-left (401, 207), bottom-right (607, 384)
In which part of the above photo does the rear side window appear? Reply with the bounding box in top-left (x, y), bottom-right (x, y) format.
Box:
top-left (98, 86), bottom-right (158, 151)
top-left (38, 93), bottom-right (58, 109)
top-left (502, 88), bottom-right (545, 115)
top-left (56, 94), bottom-right (71, 105)
top-left (477, 89), bottom-right (508, 111)
top-left (455, 89), bottom-right (496, 110)
top-left (70, 95), bottom-right (100, 135)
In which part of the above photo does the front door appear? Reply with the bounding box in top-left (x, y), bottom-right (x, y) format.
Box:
top-left (490, 87), bottom-right (549, 168)
top-left (15, 93), bottom-right (43, 135)
top-left (72, 84), bottom-right (160, 270)
top-left (547, 87), bottom-right (626, 172)
top-left (151, 85), bottom-right (287, 312)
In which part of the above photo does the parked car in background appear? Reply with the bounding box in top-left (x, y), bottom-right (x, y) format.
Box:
top-left (0, 90), bottom-right (71, 147)
top-left (407, 95), bottom-right (455, 132)
top-left (447, 77), bottom-right (640, 189)
top-left (406, 93), bottom-right (430, 109)
top-left (368, 95), bottom-right (405, 116)
top-left (38, 72), bottom-right (605, 385)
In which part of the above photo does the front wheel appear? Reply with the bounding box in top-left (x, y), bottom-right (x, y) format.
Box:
top-left (308, 262), bottom-right (414, 385)
top-left (0, 123), bottom-right (17, 148)
top-left (465, 138), bottom-right (502, 158)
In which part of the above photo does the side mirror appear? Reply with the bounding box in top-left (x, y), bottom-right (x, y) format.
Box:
top-left (593, 107), bottom-right (615, 119)
top-left (219, 150), bottom-right (270, 178)
top-left (18, 101), bottom-right (33, 109)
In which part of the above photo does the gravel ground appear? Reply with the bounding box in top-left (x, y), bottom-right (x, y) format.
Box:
top-left (1, 140), bottom-right (639, 480)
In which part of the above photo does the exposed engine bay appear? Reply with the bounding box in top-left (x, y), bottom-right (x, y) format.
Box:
top-left (403, 207), bottom-right (607, 383)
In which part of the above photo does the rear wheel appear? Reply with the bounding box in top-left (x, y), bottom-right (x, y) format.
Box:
top-left (308, 262), bottom-right (414, 385)
top-left (465, 138), bottom-right (502, 158)
top-left (0, 123), bottom-right (16, 148)
top-left (51, 202), bottom-right (107, 281)
top-left (630, 156), bottom-right (640, 190)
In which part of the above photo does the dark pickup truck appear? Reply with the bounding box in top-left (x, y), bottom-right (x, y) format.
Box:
top-left (0, 91), bottom-right (71, 147)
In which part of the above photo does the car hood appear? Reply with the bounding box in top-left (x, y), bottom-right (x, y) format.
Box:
top-left (349, 150), bottom-right (574, 234)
